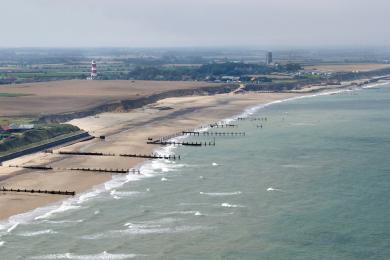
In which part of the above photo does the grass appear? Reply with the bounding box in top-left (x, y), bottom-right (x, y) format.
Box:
top-left (0, 117), bottom-right (35, 125)
top-left (0, 124), bottom-right (80, 156)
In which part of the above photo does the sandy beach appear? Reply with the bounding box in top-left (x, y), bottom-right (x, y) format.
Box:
top-left (0, 91), bottom-right (302, 220)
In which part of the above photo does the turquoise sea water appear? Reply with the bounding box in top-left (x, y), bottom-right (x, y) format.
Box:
top-left (1, 85), bottom-right (390, 259)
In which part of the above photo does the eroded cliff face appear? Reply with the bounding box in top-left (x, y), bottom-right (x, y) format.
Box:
top-left (38, 84), bottom-right (239, 123)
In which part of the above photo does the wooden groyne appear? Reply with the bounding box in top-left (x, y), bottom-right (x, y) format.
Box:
top-left (8, 165), bottom-right (136, 174)
top-left (1, 187), bottom-right (75, 196)
top-left (67, 167), bottom-right (129, 174)
top-left (250, 117), bottom-right (268, 121)
top-left (209, 124), bottom-right (238, 128)
top-left (182, 131), bottom-right (245, 137)
top-left (147, 140), bottom-right (215, 146)
top-left (48, 150), bottom-right (180, 160)
top-left (120, 153), bottom-right (180, 160)
top-left (9, 165), bottom-right (53, 170)
top-left (237, 117), bottom-right (267, 121)
top-left (58, 151), bottom-right (106, 156)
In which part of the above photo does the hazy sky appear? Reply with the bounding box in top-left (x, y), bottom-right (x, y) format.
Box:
top-left (1, 0), bottom-right (389, 48)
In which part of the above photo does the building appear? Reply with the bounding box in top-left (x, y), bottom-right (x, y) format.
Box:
top-left (4, 123), bottom-right (35, 132)
top-left (87, 60), bottom-right (97, 80)
top-left (266, 51), bottom-right (273, 65)
top-left (91, 60), bottom-right (97, 78)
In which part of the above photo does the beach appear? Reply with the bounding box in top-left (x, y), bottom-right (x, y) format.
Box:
top-left (0, 91), bottom-right (299, 220)
top-left (0, 78), bottom-right (388, 221)
top-left (0, 83), bottom-right (389, 259)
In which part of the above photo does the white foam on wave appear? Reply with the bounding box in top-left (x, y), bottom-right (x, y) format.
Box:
top-left (29, 251), bottom-right (137, 260)
top-left (267, 187), bottom-right (281, 192)
top-left (0, 201), bottom-right (82, 236)
top-left (220, 203), bottom-right (244, 208)
top-left (17, 229), bottom-right (57, 237)
top-left (212, 162), bottom-right (219, 166)
top-left (362, 81), bottom-right (390, 89)
top-left (0, 140), bottom-right (185, 231)
top-left (43, 219), bottom-right (84, 225)
top-left (142, 217), bottom-right (180, 225)
top-left (6, 223), bottom-right (19, 233)
top-left (200, 191), bottom-right (242, 196)
top-left (110, 190), bottom-right (142, 200)
top-left (0, 241), bottom-right (4, 247)
top-left (160, 210), bottom-right (199, 215)
top-left (194, 211), bottom-right (203, 216)
top-left (82, 224), bottom-right (206, 240)
top-left (120, 225), bottom-right (205, 235)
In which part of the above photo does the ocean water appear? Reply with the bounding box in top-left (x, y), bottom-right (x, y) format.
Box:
top-left (1, 84), bottom-right (390, 259)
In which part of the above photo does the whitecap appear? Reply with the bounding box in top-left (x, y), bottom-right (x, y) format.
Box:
top-left (123, 222), bottom-right (161, 229)
top-left (212, 162), bottom-right (219, 166)
top-left (160, 210), bottom-right (198, 215)
top-left (194, 211), bottom-right (203, 216)
top-left (29, 251), bottom-right (137, 260)
top-left (200, 191), bottom-right (242, 196)
top-left (18, 229), bottom-right (57, 237)
top-left (110, 190), bottom-right (142, 200)
top-left (35, 202), bottom-right (81, 220)
top-left (82, 225), bottom-right (206, 239)
top-left (43, 219), bottom-right (84, 225)
top-left (161, 177), bottom-right (168, 182)
top-left (119, 225), bottom-right (205, 235)
top-left (7, 223), bottom-right (19, 233)
top-left (267, 187), bottom-right (281, 192)
top-left (220, 203), bottom-right (244, 208)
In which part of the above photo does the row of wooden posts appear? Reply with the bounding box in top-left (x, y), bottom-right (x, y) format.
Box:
top-left (8, 165), bottom-right (140, 175)
top-left (1, 187), bottom-right (75, 196)
top-left (147, 140), bottom-right (216, 147)
top-left (237, 117), bottom-right (268, 121)
top-left (182, 131), bottom-right (245, 136)
top-left (47, 150), bottom-right (181, 160)
top-left (2, 116), bottom-right (267, 196)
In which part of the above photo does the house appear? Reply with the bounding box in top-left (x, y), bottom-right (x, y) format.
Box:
top-left (7, 123), bottom-right (35, 132)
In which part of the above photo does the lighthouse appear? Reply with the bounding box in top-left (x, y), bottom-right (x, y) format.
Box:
top-left (90, 60), bottom-right (97, 79)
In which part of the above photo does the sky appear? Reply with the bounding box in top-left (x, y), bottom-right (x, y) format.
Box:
top-left (1, 0), bottom-right (389, 48)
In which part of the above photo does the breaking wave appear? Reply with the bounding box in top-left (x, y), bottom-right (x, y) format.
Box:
top-left (200, 191), bottom-right (242, 196)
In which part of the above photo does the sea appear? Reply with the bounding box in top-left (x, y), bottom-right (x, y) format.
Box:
top-left (0, 83), bottom-right (390, 259)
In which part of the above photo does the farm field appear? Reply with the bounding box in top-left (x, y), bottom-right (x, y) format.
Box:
top-left (0, 80), bottom-right (222, 117)
top-left (304, 63), bottom-right (390, 72)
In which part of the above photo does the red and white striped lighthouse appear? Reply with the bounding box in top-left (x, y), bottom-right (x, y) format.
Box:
top-left (91, 60), bottom-right (97, 78)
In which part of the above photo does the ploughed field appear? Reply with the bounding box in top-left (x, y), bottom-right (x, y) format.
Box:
top-left (304, 63), bottom-right (390, 72)
top-left (0, 80), bottom-right (222, 117)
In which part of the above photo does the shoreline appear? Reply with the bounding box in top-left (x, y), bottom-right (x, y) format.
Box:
top-left (0, 80), bottom-right (389, 226)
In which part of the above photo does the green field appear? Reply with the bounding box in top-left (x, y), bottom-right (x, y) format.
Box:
top-left (0, 124), bottom-right (80, 155)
